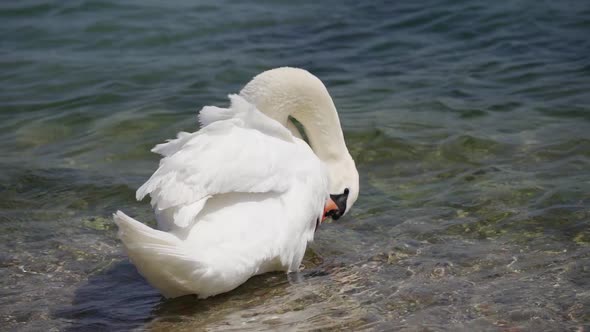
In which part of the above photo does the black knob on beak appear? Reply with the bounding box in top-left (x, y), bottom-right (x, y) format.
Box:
top-left (328, 188), bottom-right (349, 220)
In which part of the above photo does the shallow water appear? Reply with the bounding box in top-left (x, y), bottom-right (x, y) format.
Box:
top-left (1, 0), bottom-right (590, 331)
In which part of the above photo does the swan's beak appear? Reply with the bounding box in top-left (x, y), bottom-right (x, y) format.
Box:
top-left (323, 198), bottom-right (339, 221)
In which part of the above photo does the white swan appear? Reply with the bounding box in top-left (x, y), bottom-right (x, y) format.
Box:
top-left (114, 67), bottom-right (359, 299)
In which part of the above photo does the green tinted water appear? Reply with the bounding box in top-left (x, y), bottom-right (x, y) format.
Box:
top-left (1, 1), bottom-right (589, 330)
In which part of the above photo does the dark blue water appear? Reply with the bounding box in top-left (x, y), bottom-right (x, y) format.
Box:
top-left (1, 1), bottom-right (589, 330)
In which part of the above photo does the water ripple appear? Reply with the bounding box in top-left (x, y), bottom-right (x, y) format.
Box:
top-left (1, 0), bottom-right (590, 330)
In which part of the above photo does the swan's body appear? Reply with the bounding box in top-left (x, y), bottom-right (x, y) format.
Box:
top-left (114, 68), bottom-right (358, 298)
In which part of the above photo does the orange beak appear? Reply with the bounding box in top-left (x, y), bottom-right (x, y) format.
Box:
top-left (322, 198), bottom-right (339, 222)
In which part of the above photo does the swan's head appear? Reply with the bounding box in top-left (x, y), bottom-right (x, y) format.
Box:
top-left (240, 67), bottom-right (360, 220)
top-left (323, 156), bottom-right (359, 220)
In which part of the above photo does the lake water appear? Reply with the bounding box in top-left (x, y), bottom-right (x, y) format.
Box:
top-left (1, 1), bottom-right (589, 331)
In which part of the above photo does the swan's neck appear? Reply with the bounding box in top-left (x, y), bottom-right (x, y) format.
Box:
top-left (239, 68), bottom-right (350, 162)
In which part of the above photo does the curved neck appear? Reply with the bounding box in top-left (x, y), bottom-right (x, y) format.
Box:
top-left (239, 68), bottom-right (350, 162)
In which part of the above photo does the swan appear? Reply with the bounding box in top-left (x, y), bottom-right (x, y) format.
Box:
top-left (114, 67), bottom-right (359, 299)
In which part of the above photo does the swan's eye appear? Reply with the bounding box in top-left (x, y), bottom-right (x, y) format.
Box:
top-left (344, 188), bottom-right (349, 195)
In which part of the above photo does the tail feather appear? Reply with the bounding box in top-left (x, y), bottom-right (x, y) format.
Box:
top-left (113, 211), bottom-right (204, 298)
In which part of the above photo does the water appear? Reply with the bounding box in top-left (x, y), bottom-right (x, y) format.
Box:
top-left (1, 0), bottom-right (589, 330)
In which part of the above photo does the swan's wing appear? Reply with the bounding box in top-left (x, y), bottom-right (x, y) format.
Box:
top-left (151, 131), bottom-right (193, 157)
top-left (150, 94), bottom-right (292, 158)
top-left (137, 95), bottom-right (300, 228)
top-left (199, 94), bottom-right (293, 142)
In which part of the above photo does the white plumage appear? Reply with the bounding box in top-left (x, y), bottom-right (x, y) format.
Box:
top-left (114, 67), bottom-right (359, 299)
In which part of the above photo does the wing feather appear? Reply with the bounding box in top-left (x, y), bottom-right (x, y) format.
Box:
top-left (137, 95), bottom-right (301, 228)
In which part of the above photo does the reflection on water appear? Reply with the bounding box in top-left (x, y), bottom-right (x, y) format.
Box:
top-left (1, 0), bottom-right (590, 330)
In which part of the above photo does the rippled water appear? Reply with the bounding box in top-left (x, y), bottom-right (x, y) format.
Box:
top-left (1, 0), bottom-right (589, 331)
